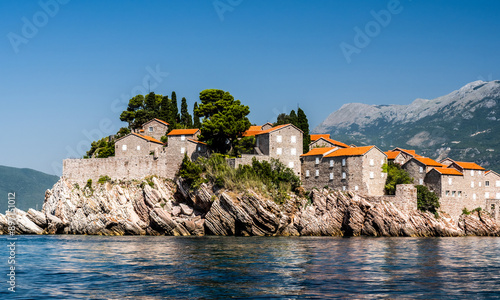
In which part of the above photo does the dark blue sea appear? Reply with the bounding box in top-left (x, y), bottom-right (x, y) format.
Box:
top-left (1, 236), bottom-right (499, 299)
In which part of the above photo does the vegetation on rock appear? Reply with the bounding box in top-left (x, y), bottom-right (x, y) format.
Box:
top-left (415, 185), bottom-right (440, 216)
top-left (382, 162), bottom-right (413, 195)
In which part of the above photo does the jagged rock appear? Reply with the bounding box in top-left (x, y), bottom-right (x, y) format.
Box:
top-left (179, 203), bottom-right (193, 216)
top-left (459, 212), bottom-right (500, 236)
top-left (172, 206), bottom-right (181, 216)
top-left (45, 214), bottom-right (65, 234)
top-left (149, 208), bottom-right (190, 236)
top-left (14, 209), bottom-right (43, 234)
top-left (27, 209), bottom-right (47, 228)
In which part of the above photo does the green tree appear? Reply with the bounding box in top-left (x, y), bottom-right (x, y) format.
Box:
top-left (180, 97), bottom-right (193, 128)
top-left (195, 89), bottom-right (251, 154)
top-left (158, 95), bottom-right (173, 124)
top-left (85, 137), bottom-right (115, 158)
top-left (144, 92), bottom-right (157, 113)
top-left (416, 185), bottom-right (440, 216)
top-left (193, 101), bottom-right (201, 128)
top-left (383, 162), bottom-right (413, 195)
top-left (171, 91), bottom-right (179, 122)
top-left (289, 110), bottom-right (298, 126)
top-left (297, 108), bottom-right (310, 153)
top-left (120, 95), bottom-right (145, 129)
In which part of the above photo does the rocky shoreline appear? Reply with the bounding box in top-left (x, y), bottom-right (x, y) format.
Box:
top-left (1, 177), bottom-right (499, 237)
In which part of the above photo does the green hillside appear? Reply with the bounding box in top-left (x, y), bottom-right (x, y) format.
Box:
top-left (0, 166), bottom-right (59, 213)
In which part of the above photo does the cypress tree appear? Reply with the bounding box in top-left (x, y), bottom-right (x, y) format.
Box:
top-left (289, 110), bottom-right (298, 127)
top-left (159, 96), bottom-right (172, 124)
top-left (297, 108), bottom-right (310, 153)
top-left (180, 97), bottom-right (193, 128)
top-left (144, 92), bottom-right (157, 113)
top-left (193, 102), bottom-right (201, 128)
top-left (171, 91), bottom-right (180, 122)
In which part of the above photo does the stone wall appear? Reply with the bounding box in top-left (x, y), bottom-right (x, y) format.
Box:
top-left (485, 199), bottom-right (500, 221)
top-left (228, 155), bottom-right (272, 169)
top-left (115, 134), bottom-right (162, 157)
top-left (367, 184), bottom-right (417, 213)
top-left (403, 159), bottom-right (426, 185)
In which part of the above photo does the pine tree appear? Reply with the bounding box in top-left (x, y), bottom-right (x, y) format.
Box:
top-left (193, 102), bottom-right (201, 128)
top-left (159, 95), bottom-right (172, 124)
top-left (297, 107), bottom-right (310, 153)
top-left (289, 110), bottom-right (298, 127)
top-left (144, 92), bottom-right (157, 113)
top-left (171, 91), bottom-right (180, 122)
top-left (180, 97), bottom-right (193, 128)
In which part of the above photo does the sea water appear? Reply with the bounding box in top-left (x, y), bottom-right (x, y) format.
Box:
top-left (1, 236), bottom-right (499, 299)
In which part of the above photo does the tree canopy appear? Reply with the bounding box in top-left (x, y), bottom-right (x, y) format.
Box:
top-left (274, 107), bottom-right (310, 153)
top-left (195, 89), bottom-right (251, 154)
top-left (383, 162), bottom-right (413, 195)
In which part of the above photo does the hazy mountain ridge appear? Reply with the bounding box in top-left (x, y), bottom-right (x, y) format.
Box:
top-left (314, 80), bottom-right (500, 171)
top-left (0, 165), bottom-right (59, 213)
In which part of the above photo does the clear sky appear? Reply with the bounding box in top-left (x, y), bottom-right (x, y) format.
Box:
top-left (1, 0), bottom-right (500, 175)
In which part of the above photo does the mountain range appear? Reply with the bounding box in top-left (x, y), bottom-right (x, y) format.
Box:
top-left (314, 80), bottom-right (500, 172)
top-left (0, 165), bottom-right (59, 213)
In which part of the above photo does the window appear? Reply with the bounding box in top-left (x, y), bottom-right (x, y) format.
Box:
top-left (381, 159), bottom-right (384, 165)
top-left (473, 193), bottom-right (477, 200)
top-left (370, 172), bottom-right (374, 179)
top-left (329, 173), bottom-right (333, 180)
top-left (342, 158), bottom-right (346, 166)
top-left (496, 193), bottom-right (500, 199)
top-left (370, 159), bottom-right (374, 166)
top-left (485, 192), bottom-right (490, 199)
top-left (198, 146), bottom-right (201, 151)
top-left (291, 136), bottom-right (296, 143)
top-left (305, 170), bottom-right (310, 177)
top-left (288, 161), bottom-right (294, 168)
top-left (181, 135), bottom-right (185, 141)
top-left (496, 180), bottom-right (500, 187)
top-left (471, 170), bottom-right (474, 176)
top-left (315, 157), bottom-right (320, 165)
top-left (446, 190), bottom-right (450, 196)
top-left (315, 170), bottom-right (319, 177)
top-left (419, 166), bottom-right (424, 173)
top-left (448, 178), bottom-right (452, 185)
top-left (277, 135), bottom-right (282, 143)
top-left (291, 148), bottom-right (296, 155)
top-left (137, 146), bottom-right (141, 151)
top-left (355, 186), bottom-right (359, 191)
top-left (471, 181), bottom-right (474, 188)
top-left (342, 186), bottom-right (346, 191)
top-left (479, 182), bottom-right (482, 187)
top-left (277, 148), bottom-right (282, 155)
top-left (122, 144), bottom-right (127, 151)
top-left (458, 191), bottom-right (462, 197)
top-left (342, 172), bottom-right (346, 179)
top-left (330, 160), bottom-right (334, 167)
top-left (486, 181), bottom-right (490, 187)
top-left (478, 171), bottom-right (482, 176)
top-left (149, 126), bottom-right (153, 132)
top-left (419, 179), bottom-right (423, 185)
top-left (452, 191), bottom-right (456, 197)
top-left (180, 147), bottom-right (185, 154)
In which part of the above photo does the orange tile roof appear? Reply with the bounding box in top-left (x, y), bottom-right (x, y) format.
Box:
top-left (414, 157), bottom-right (445, 167)
top-left (167, 129), bottom-right (200, 136)
top-left (153, 118), bottom-right (169, 126)
top-left (131, 133), bottom-right (163, 144)
top-left (325, 146), bottom-right (374, 157)
top-left (393, 148), bottom-right (422, 157)
top-left (188, 139), bottom-right (207, 145)
top-left (310, 134), bottom-right (330, 141)
top-left (432, 167), bottom-right (463, 176)
top-left (242, 126), bottom-right (263, 137)
top-left (453, 161), bottom-right (485, 170)
top-left (323, 137), bottom-right (350, 148)
top-left (139, 129), bottom-right (145, 132)
top-left (255, 124), bottom-right (289, 135)
top-left (300, 147), bottom-right (337, 157)
top-left (385, 151), bottom-right (401, 160)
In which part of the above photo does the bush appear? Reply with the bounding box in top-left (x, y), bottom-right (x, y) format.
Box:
top-left (416, 185), bottom-right (440, 216)
top-left (98, 175), bottom-right (111, 184)
top-left (462, 207), bottom-right (471, 215)
top-left (84, 179), bottom-right (93, 196)
top-left (383, 162), bottom-right (413, 195)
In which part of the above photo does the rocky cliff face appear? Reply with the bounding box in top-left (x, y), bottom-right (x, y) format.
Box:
top-left (1, 177), bottom-right (499, 237)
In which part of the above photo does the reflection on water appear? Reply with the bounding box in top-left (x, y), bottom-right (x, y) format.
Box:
top-left (2, 236), bottom-right (500, 299)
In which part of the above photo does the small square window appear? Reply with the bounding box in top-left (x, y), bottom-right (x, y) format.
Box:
top-left (342, 172), bottom-right (346, 179)
top-left (355, 186), bottom-right (358, 191)
top-left (288, 161), bottom-right (294, 168)
top-left (471, 181), bottom-right (474, 188)
top-left (291, 136), bottom-right (296, 143)
top-left (458, 191), bottom-right (462, 197)
top-left (479, 182), bottom-right (482, 187)
top-left (419, 179), bottom-right (423, 185)
top-left (452, 191), bottom-right (456, 197)
top-left (315, 170), bottom-right (319, 177)
top-left (181, 135), bottom-right (186, 141)
top-left (277, 135), bottom-right (282, 143)
top-left (315, 157), bottom-right (320, 165)
top-left (485, 192), bottom-right (490, 199)
top-left (342, 186), bottom-right (346, 191)
top-left (291, 148), bottom-right (296, 155)
top-left (330, 160), bottom-right (333, 167)
top-left (448, 178), bottom-right (452, 185)
top-left (370, 159), bottom-right (374, 166)
top-left (446, 190), bottom-right (450, 196)
top-left (486, 181), bottom-right (490, 187)
top-left (137, 146), bottom-right (141, 151)
top-left (329, 173), bottom-right (333, 180)
top-left (471, 170), bottom-right (474, 176)
top-left (149, 127), bottom-right (153, 132)
top-left (473, 193), bottom-right (477, 200)
top-left (419, 166), bottom-right (424, 173)
top-left (181, 147), bottom-right (185, 154)
top-left (496, 192), bottom-right (500, 199)
top-left (122, 145), bottom-right (127, 151)
top-left (370, 172), bottom-right (374, 179)
top-left (305, 170), bottom-right (310, 177)
top-left (198, 146), bottom-right (201, 151)
top-left (277, 148), bottom-right (282, 155)
top-left (342, 158), bottom-right (346, 166)
top-left (496, 180), bottom-right (500, 187)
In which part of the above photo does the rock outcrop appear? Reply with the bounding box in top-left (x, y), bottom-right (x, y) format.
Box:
top-left (1, 177), bottom-right (499, 236)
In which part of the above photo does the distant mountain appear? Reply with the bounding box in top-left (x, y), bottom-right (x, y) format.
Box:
top-left (0, 165), bottom-right (59, 213)
top-left (314, 80), bottom-right (500, 171)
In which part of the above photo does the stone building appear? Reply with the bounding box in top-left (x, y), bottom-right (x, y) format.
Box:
top-left (301, 145), bottom-right (387, 196)
top-left (308, 136), bottom-right (350, 151)
top-left (448, 161), bottom-right (486, 207)
top-left (439, 158), bottom-right (455, 167)
top-left (165, 129), bottom-right (204, 162)
top-left (386, 148), bottom-right (421, 165)
top-left (385, 150), bottom-right (405, 165)
top-left (115, 133), bottom-right (163, 157)
top-left (402, 157), bottom-right (445, 185)
top-left (484, 170), bottom-right (500, 221)
top-left (138, 118), bottom-right (169, 141)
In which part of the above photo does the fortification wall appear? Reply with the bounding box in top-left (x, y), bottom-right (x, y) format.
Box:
top-left (62, 154), bottom-right (180, 186)
top-left (227, 155), bottom-right (272, 169)
top-left (367, 184), bottom-right (417, 213)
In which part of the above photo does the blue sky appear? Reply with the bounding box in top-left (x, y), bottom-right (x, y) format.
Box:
top-left (1, 0), bottom-right (500, 175)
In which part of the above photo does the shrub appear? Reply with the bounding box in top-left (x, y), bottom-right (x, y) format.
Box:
top-left (383, 162), bottom-right (413, 195)
top-left (462, 207), bottom-right (471, 215)
top-left (145, 175), bottom-right (156, 187)
top-left (84, 179), bottom-right (93, 196)
top-left (85, 179), bottom-right (93, 189)
top-left (416, 185), bottom-right (440, 216)
top-left (98, 175), bottom-right (111, 184)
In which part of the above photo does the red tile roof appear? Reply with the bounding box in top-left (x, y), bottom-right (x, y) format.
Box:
top-left (323, 137), bottom-right (350, 148)
top-left (300, 147), bottom-right (337, 157)
top-left (188, 139), bottom-right (207, 145)
top-left (255, 124), bottom-right (289, 135)
top-left (453, 161), bottom-right (485, 170)
top-left (325, 146), bottom-right (375, 157)
top-left (167, 129), bottom-right (200, 136)
top-left (385, 151), bottom-right (401, 160)
top-left (310, 134), bottom-right (330, 141)
top-left (413, 157), bottom-right (445, 167)
top-left (153, 118), bottom-right (169, 126)
top-left (432, 167), bottom-right (463, 176)
top-left (393, 148), bottom-right (422, 157)
top-left (130, 133), bottom-right (163, 144)
top-left (242, 126), bottom-right (263, 137)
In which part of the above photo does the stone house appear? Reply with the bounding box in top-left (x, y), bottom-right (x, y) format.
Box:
top-left (139, 118), bottom-right (169, 141)
top-left (166, 129), bottom-right (201, 159)
top-left (308, 136), bottom-right (350, 151)
top-left (385, 150), bottom-right (405, 165)
top-left (402, 157), bottom-right (445, 185)
top-left (448, 161), bottom-right (486, 206)
top-left (387, 148), bottom-right (421, 165)
top-left (254, 124), bottom-right (304, 175)
top-left (484, 170), bottom-right (500, 221)
top-left (439, 158), bottom-right (455, 167)
top-left (115, 133), bottom-right (164, 157)
top-left (301, 145), bottom-right (387, 196)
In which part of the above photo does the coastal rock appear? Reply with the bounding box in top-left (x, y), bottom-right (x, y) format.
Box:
top-left (14, 209), bottom-right (43, 234)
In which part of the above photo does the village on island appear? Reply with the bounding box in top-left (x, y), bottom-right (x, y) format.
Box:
top-left (62, 112), bottom-right (500, 224)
